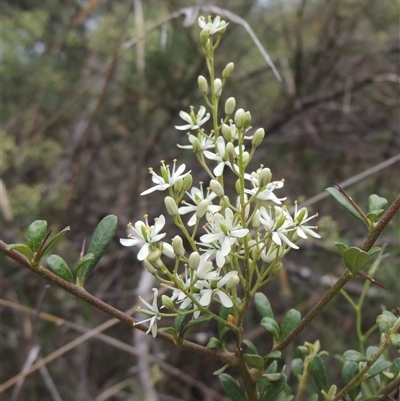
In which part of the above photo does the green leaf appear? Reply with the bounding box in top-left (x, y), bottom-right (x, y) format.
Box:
top-left (207, 337), bottom-right (222, 349)
top-left (390, 357), bottom-right (400, 376)
top-left (368, 360), bottom-right (392, 377)
top-left (367, 194), bottom-right (387, 222)
top-left (291, 358), bottom-right (304, 377)
top-left (389, 334), bottom-right (400, 350)
top-left (342, 361), bottom-right (360, 401)
top-left (6, 243), bottom-right (33, 259)
top-left (326, 187), bottom-right (364, 221)
top-left (42, 226), bottom-right (70, 257)
top-left (243, 339), bottom-right (258, 355)
top-left (46, 255), bottom-right (74, 283)
top-left (260, 375), bottom-right (287, 401)
top-left (79, 215), bottom-right (117, 285)
top-left (311, 354), bottom-right (327, 391)
top-left (254, 292), bottom-right (274, 319)
top-left (27, 220), bottom-right (48, 253)
top-left (306, 394), bottom-right (318, 401)
top-left (260, 317), bottom-right (280, 340)
top-left (334, 242), bottom-right (348, 254)
top-left (157, 327), bottom-right (177, 339)
top-left (264, 350), bottom-right (281, 360)
top-left (174, 312), bottom-right (187, 333)
top-left (76, 253), bottom-right (95, 275)
top-left (367, 246), bottom-right (381, 256)
top-left (182, 315), bottom-right (212, 339)
top-left (244, 354), bottom-right (264, 370)
top-left (218, 373), bottom-right (247, 401)
top-left (343, 350), bottom-right (367, 362)
top-left (279, 309), bottom-right (301, 341)
top-left (343, 247), bottom-right (371, 274)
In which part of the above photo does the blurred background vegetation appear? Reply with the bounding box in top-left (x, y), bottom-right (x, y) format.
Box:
top-left (1, 0), bottom-right (399, 400)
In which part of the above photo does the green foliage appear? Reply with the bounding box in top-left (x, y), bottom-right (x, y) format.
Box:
top-left (77, 215), bottom-right (117, 285)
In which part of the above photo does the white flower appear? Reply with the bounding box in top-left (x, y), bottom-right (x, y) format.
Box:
top-left (257, 206), bottom-right (298, 249)
top-left (177, 132), bottom-right (215, 151)
top-left (178, 182), bottom-right (221, 226)
top-left (199, 271), bottom-right (239, 308)
top-left (244, 170), bottom-right (286, 204)
top-left (198, 15), bottom-right (227, 35)
top-left (194, 254), bottom-right (219, 281)
top-left (175, 105), bottom-right (210, 131)
top-left (200, 208), bottom-right (249, 267)
top-left (120, 214), bottom-right (166, 260)
top-left (290, 203), bottom-right (321, 240)
top-left (141, 160), bottom-right (191, 195)
top-left (135, 288), bottom-right (161, 337)
top-left (203, 136), bottom-right (244, 177)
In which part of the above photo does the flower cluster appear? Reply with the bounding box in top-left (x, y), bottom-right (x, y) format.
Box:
top-left (120, 15), bottom-right (321, 338)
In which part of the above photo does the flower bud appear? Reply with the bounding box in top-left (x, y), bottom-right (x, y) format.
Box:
top-left (162, 242), bottom-right (175, 259)
top-left (172, 235), bottom-right (185, 257)
top-left (164, 196), bottom-right (179, 216)
top-left (214, 78), bottom-right (222, 97)
top-left (225, 273), bottom-right (240, 289)
top-left (196, 199), bottom-right (209, 219)
top-left (198, 75), bottom-right (208, 94)
top-left (222, 62), bottom-right (234, 79)
top-left (182, 174), bottom-right (193, 191)
top-left (234, 108), bottom-right (245, 128)
top-left (221, 123), bottom-right (232, 141)
top-left (173, 178), bottom-right (183, 192)
top-left (143, 258), bottom-right (158, 274)
top-left (162, 295), bottom-right (175, 310)
top-left (210, 179), bottom-right (224, 196)
top-left (242, 151), bottom-right (250, 165)
top-left (251, 128), bottom-right (265, 147)
top-left (252, 211), bottom-right (261, 230)
top-left (258, 168), bottom-right (272, 187)
top-left (234, 179), bottom-right (240, 194)
top-left (225, 142), bottom-right (236, 162)
top-left (147, 248), bottom-right (162, 263)
top-left (200, 29), bottom-right (210, 45)
top-left (242, 111), bottom-right (252, 128)
top-left (188, 251), bottom-right (200, 270)
top-left (224, 97), bottom-right (236, 115)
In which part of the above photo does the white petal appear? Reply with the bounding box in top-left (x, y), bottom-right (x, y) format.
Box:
top-left (215, 291), bottom-right (233, 307)
top-left (137, 244), bottom-right (151, 260)
top-left (214, 163), bottom-right (225, 177)
top-left (120, 238), bottom-right (138, 247)
top-left (199, 290), bottom-right (212, 306)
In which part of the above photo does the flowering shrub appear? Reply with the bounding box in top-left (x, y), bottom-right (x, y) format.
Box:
top-left (2, 14), bottom-right (399, 401)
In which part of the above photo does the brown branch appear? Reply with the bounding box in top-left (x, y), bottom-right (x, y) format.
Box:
top-left (271, 193), bottom-right (400, 354)
top-left (0, 240), bottom-right (234, 365)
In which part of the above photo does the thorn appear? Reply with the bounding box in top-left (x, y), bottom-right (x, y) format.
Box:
top-left (357, 271), bottom-right (386, 289)
top-left (80, 238), bottom-right (86, 259)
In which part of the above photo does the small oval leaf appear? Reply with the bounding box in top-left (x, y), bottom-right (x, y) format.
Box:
top-left (79, 215), bottom-right (117, 285)
top-left (342, 361), bottom-right (360, 401)
top-left (47, 255), bottom-right (74, 283)
top-left (27, 220), bottom-right (48, 253)
top-left (42, 226), bottom-right (70, 257)
top-left (254, 292), bottom-right (274, 319)
top-left (6, 243), bottom-right (34, 259)
top-left (260, 375), bottom-right (287, 401)
top-left (343, 247), bottom-right (370, 274)
top-left (260, 317), bottom-right (280, 340)
top-left (311, 354), bottom-right (327, 391)
top-left (244, 354), bottom-right (264, 370)
top-left (326, 188), bottom-right (364, 221)
top-left (343, 350), bottom-right (367, 362)
top-left (219, 373), bottom-right (247, 401)
top-left (279, 309), bottom-right (301, 341)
